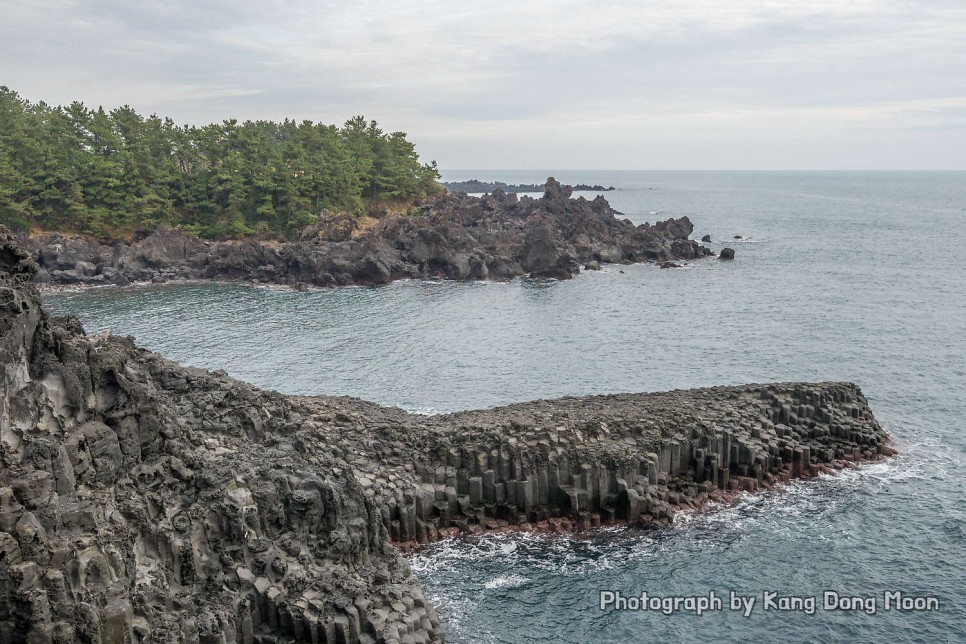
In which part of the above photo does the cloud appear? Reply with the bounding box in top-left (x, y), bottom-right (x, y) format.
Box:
top-left (1, 0), bottom-right (965, 168)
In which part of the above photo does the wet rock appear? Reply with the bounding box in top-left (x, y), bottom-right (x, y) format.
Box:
top-left (719, 248), bottom-right (736, 260)
top-left (701, 234), bottom-right (711, 242)
top-left (487, 256), bottom-right (524, 280)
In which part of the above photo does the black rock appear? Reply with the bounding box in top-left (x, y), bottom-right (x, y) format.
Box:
top-left (25, 178), bottom-right (715, 289)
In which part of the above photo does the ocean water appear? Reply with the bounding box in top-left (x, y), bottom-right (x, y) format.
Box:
top-left (45, 171), bottom-right (966, 642)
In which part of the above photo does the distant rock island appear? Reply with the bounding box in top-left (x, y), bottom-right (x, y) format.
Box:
top-left (24, 178), bottom-right (708, 289)
top-left (442, 179), bottom-right (616, 193)
top-left (0, 226), bottom-right (893, 642)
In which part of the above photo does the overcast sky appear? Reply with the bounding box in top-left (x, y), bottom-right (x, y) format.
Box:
top-left (2, 0), bottom-right (965, 170)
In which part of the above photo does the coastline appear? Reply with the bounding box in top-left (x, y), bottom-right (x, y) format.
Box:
top-left (24, 178), bottom-right (714, 292)
top-left (394, 449), bottom-right (896, 554)
top-left (441, 180), bottom-right (617, 194)
top-left (348, 381), bottom-right (892, 555)
top-left (0, 226), bottom-right (891, 643)
top-left (35, 259), bottom-right (698, 298)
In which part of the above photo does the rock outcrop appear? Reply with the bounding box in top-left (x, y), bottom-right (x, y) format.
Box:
top-left (0, 229), bottom-right (439, 643)
top-left (440, 180), bottom-right (615, 194)
top-left (0, 227), bottom-right (892, 642)
top-left (24, 179), bottom-right (712, 289)
top-left (366, 382), bottom-right (890, 547)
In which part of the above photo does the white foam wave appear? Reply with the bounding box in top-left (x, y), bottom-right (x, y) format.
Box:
top-left (413, 459), bottom-right (915, 579)
top-left (410, 528), bottom-right (662, 578)
top-left (483, 574), bottom-right (528, 590)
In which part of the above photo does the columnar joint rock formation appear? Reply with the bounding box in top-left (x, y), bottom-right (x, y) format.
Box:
top-left (0, 227), bottom-right (891, 643)
top-left (0, 229), bottom-right (442, 643)
top-left (355, 384), bottom-right (888, 546)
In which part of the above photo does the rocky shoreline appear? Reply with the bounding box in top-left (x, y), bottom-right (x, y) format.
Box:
top-left (21, 178), bottom-right (712, 290)
top-left (441, 180), bottom-right (616, 194)
top-left (371, 383), bottom-right (892, 553)
top-left (0, 227), bottom-right (891, 643)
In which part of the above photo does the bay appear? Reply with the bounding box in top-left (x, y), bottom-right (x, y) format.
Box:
top-left (46, 171), bottom-right (966, 642)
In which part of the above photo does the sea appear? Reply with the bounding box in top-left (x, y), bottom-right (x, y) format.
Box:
top-left (44, 171), bottom-right (966, 643)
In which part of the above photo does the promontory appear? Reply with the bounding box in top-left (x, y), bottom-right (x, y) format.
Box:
top-left (23, 179), bottom-right (711, 289)
top-left (0, 227), bottom-right (892, 642)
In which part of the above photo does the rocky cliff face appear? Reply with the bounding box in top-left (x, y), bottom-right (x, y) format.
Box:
top-left (0, 226), bottom-right (891, 643)
top-left (363, 383), bottom-right (891, 547)
top-left (24, 179), bottom-right (711, 288)
top-left (0, 228), bottom-right (440, 643)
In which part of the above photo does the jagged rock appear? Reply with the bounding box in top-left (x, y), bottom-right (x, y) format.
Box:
top-left (24, 179), bottom-right (714, 288)
top-left (74, 261), bottom-right (97, 277)
top-left (520, 221), bottom-right (579, 279)
top-left (542, 176), bottom-right (573, 201)
top-left (0, 226), bottom-right (892, 642)
top-left (206, 239), bottom-right (281, 280)
top-left (0, 226), bottom-right (441, 643)
top-left (443, 179), bottom-right (615, 194)
top-left (486, 256), bottom-right (524, 280)
top-left (301, 210), bottom-right (358, 242)
top-left (356, 253), bottom-right (393, 284)
top-left (701, 234), bottom-right (711, 242)
top-left (130, 226), bottom-right (208, 270)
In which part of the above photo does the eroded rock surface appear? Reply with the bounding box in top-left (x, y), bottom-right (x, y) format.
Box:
top-left (0, 227), bottom-right (891, 643)
top-left (1, 229), bottom-right (438, 643)
top-left (363, 383), bottom-right (890, 546)
top-left (23, 179), bottom-right (712, 288)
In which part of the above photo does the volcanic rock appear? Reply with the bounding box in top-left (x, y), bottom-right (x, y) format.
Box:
top-left (0, 226), bottom-right (892, 642)
top-left (24, 179), bottom-right (713, 288)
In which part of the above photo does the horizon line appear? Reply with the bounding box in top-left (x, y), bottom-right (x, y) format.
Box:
top-left (441, 168), bottom-right (966, 173)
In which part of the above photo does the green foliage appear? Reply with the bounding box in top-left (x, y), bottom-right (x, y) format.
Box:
top-left (0, 87), bottom-right (441, 239)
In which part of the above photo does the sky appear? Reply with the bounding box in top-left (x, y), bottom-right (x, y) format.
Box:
top-left (2, 0), bottom-right (965, 171)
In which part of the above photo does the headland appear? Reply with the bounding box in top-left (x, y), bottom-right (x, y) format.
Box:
top-left (0, 227), bottom-right (891, 642)
top-left (22, 179), bottom-right (711, 289)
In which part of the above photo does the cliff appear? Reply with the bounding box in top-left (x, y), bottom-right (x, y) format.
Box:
top-left (1, 228), bottom-right (442, 642)
top-left (0, 227), bottom-right (891, 643)
top-left (23, 179), bottom-right (710, 288)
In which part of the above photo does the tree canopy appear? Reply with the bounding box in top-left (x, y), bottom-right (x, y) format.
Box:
top-left (0, 87), bottom-right (441, 239)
